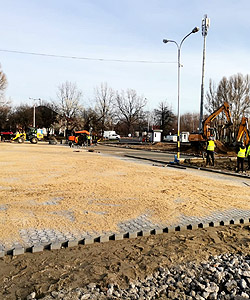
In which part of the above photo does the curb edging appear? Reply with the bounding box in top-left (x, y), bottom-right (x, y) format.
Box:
top-left (2, 217), bottom-right (250, 257)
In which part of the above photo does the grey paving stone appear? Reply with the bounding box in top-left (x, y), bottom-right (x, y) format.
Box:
top-left (99, 235), bottom-right (110, 243)
top-left (84, 237), bottom-right (95, 245)
top-left (50, 242), bottom-right (62, 250)
top-left (13, 247), bottom-right (24, 256)
top-left (153, 228), bottom-right (163, 234)
top-left (127, 231), bottom-right (138, 238)
top-left (67, 240), bottom-right (79, 247)
top-left (141, 230), bottom-right (151, 236)
top-left (113, 233), bottom-right (124, 240)
top-left (32, 245), bottom-right (44, 253)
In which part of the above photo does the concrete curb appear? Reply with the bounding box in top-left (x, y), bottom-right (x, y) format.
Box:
top-left (2, 217), bottom-right (250, 257)
top-left (124, 155), bottom-right (250, 179)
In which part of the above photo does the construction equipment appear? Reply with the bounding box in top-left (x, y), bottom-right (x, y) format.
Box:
top-left (11, 127), bottom-right (43, 144)
top-left (0, 131), bottom-right (14, 142)
top-left (236, 117), bottom-right (249, 146)
top-left (189, 101), bottom-right (232, 143)
top-left (68, 130), bottom-right (90, 146)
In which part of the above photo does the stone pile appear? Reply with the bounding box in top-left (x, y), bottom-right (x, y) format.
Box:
top-left (27, 253), bottom-right (250, 299)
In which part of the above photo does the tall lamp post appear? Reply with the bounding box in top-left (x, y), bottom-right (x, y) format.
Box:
top-left (29, 97), bottom-right (41, 127)
top-left (163, 26), bottom-right (199, 159)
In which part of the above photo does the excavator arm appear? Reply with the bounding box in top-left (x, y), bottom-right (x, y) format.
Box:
top-left (202, 101), bottom-right (232, 139)
top-left (188, 101), bottom-right (232, 143)
top-left (236, 117), bottom-right (249, 146)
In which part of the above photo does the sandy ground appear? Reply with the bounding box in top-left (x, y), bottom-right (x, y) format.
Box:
top-left (0, 143), bottom-right (250, 246)
top-left (1, 224), bottom-right (250, 299)
top-left (1, 143), bottom-right (250, 299)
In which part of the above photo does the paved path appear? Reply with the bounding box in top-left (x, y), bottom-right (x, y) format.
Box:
top-left (95, 144), bottom-right (191, 163)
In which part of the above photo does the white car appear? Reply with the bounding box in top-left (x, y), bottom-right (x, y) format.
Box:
top-left (109, 133), bottom-right (120, 140)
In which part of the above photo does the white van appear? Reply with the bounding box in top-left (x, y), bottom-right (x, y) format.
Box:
top-left (103, 131), bottom-right (120, 140)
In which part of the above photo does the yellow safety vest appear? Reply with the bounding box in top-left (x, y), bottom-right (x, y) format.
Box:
top-left (238, 147), bottom-right (246, 158)
top-left (207, 140), bottom-right (215, 151)
top-left (246, 147), bottom-right (250, 157)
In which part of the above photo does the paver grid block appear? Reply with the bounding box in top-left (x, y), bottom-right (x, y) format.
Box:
top-left (84, 238), bottom-right (95, 245)
top-left (67, 240), bottom-right (79, 247)
top-left (168, 227), bottom-right (176, 233)
top-left (128, 231), bottom-right (137, 239)
top-left (113, 233), bottom-right (124, 240)
top-left (99, 235), bottom-right (110, 243)
top-left (50, 242), bottom-right (62, 250)
top-left (141, 230), bottom-right (151, 237)
top-left (32, 245), bottom-right (44, 253)
top-left (13, 247), bottom-right (25, 256)
top-left (0, 250), bottom-right (5, 257)
top-left (153, 228), bottom-right (163, 235)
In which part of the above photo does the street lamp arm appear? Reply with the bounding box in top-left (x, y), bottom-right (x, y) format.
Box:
top-left (180, 27), bottom-right (199, 48)
top-left (163, 39), bottom-right (179, 48)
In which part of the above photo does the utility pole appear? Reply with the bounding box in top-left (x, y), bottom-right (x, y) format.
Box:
top-left (199, 14), bottom-right (210, 132)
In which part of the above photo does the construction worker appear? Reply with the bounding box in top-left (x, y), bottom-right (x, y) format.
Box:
top-left (87, 134), bottom-right (91, 146)
top-left (206, 137), bottom-right (215, 166)
top-left (246, 143), bottom-right (250, 170)
top-left (236, 142), bottom-right (246, 173)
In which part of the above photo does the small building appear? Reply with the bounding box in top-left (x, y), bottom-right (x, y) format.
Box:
top-left (150, 129), bottom-right (163, 142)
top-left (181, 132), bottom-right (190, 143)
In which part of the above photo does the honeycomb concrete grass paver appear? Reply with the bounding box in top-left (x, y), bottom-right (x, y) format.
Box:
top-left (2, 209), bottom-right (250, 256)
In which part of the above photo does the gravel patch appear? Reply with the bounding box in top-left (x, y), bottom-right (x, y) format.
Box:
top-left (27, 252), bottom-right (250, 299)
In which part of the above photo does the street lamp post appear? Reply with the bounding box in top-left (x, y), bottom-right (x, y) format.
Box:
top-left (29, 98), bottom-right (41, 127)
top-left (163, 27), bottom-right (199, 159)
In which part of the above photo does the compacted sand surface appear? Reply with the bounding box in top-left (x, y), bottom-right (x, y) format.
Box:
top-left (1, 143), bottom-right (250, 299)
top-left (0, 143), bottom-right (249, 245)
top-left (0, 143), bottom-right (250, 242)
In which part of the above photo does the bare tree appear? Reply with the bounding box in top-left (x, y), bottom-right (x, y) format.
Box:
top-left (55, 81), bottom-right (83, 130)
top-left (0, 65), bottom-right (7, 100)
top-left (94, 83), bottom-right (114, 135)
top-left (10, 104), bottom-right (33, 130)
top-left (115, 89), bottom-right (147, 135)
top-left (0, 66), bottom-right (10, 130)
top-left (153, 101), bottom-right (174, 138)
top-left (205, 73), bottom-right (250, 138)
top-left (181, 112), bottom-right (200, 133)
top-left (205, 79), bottom-right (221, 114)
top-left (0, 101), bottom-right (12, 131)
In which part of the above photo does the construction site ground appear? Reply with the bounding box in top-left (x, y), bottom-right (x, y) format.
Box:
top-left (116, 141), bottom-right (249, 174)
top-left (0, 142), bottom-right (250, 299)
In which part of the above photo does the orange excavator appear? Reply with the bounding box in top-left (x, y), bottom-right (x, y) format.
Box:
top-left (189, 101), bottom-right (232, 143)
top-left (236, 117), bottom-right (249, 146)
top-left (68, 130), bottom-right (90, 145)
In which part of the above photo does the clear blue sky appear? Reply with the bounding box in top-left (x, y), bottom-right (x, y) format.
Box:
top-left (1, 0), bottom-right (250, 114)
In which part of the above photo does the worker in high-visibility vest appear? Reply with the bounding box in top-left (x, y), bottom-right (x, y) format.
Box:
top-left (236, 142), bottom-right (246, 173)
top-left (246, 143), bottom-right (250, 170)
top-left (206, 137), bottom-right (215, 166)
top-left (87, 134), bottom-right (91, 146)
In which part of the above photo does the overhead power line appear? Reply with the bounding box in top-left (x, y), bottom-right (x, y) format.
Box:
top-left (0, 49), bottom-right (176, 64)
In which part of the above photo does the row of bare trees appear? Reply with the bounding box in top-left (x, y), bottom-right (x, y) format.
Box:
top-left (54, 82), bottom-right (179, 137)
top-left (0, 62), bottom-right (249, 140)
